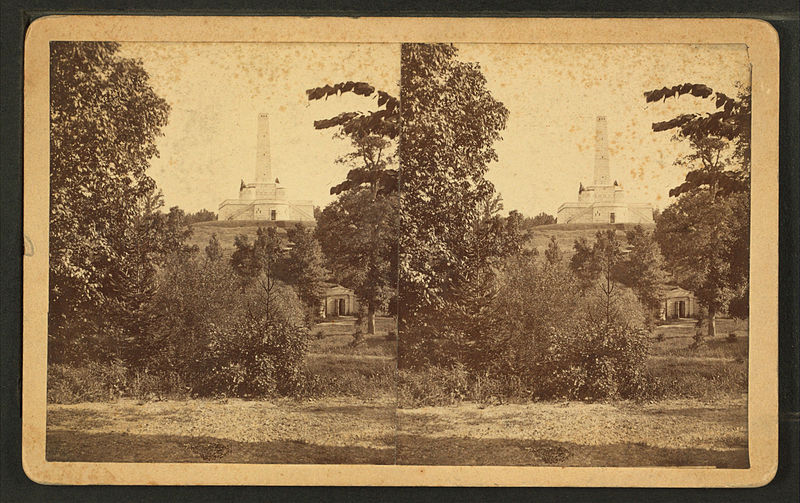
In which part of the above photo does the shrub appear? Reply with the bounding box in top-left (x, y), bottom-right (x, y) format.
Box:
top-left (191, 317), bottom-right (309, 397)
top-left (536, 320), bottom-right (651, 400)
top-left (48, 360), bottom-right (128, 404)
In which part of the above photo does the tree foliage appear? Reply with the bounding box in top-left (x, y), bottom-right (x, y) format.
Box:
top-left (285, 224), bottom-right (328, 319)
top-left (619, 225), bottom-right (669, 313)
top-left (315, 188), bottom-right (398, 333)
top-left (308, 71), bottom-right (400, 333)
top-left (647, 82), bottom-right (751, 332)
top-left (529, 212), bottom-right (557, 226)
top-left (49, 41), bottom-right (173, 358)
top-left (398, 43), bottom-right (511, 324)
top-left (544, 236), bottom-right (563, 265)
top-left (645, 83), bottom-right (750, 198)
top-left (654, 190), bottom-right (749, 336)
top-left (306, 80), bottom-right (399, 196)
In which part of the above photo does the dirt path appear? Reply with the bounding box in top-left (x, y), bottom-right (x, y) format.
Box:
top-left (47, 395), bottom-right (747, 467)
top-left (396, 396), bottom-right (748, 467)
top-left (47, 396), bottom-right (397, 464)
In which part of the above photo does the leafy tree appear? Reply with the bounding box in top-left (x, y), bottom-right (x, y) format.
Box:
top-left (230, 227), bottom-right (287, 317)
top-left (285, 224), bottom-right (328, 320)
top-left (49, 41), bottom-right (171, 360)
top-left (530, 212), bottom-right (557, 226)
top-left (307, 77), bottom-right (399, 334)
top-left (647, 83), bottom-right (751, 329)
top-left (185, 209), bottom-right (217, 224)
top-left (569, 237), bottom-right (597, 292)
top-left (568, 230), bottom-right (646, 327)
top-left (398, 44), bottom-right (510, 339)
top-left (315, 188), bottom-right (397, 334)
top-left (205, 234), bottom-right (223, 262)
top-left (645, 83), bottom-right (751, 175)
top-left (306, 81), bottom-right (400, 141)
top-left (655, 190), bottom-right (748, 337)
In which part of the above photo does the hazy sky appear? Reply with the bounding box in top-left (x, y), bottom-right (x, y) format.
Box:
top-left (119, 42), bottom-right (400, 213)
top-left (120, 42), bottom-right (749, 216)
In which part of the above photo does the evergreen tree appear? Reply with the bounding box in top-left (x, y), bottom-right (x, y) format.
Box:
top-left (285, 224), bottom-right (328, 319)
top-left (205, 234), bottom-right (223, 262)
top-left (545, 235), bottom-right (563, 265)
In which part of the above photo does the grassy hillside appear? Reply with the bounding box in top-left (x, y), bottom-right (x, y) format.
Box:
top-left (188, 220), bottom-right (656, 257)
top-left (188, 220), bottom-right (316, 251)
top-left (526, 222), bottom-right (656, 257)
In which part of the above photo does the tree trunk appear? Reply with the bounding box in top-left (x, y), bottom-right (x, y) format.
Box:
top-left (707, 309), bottom-right (716, 338)
top-left (367, 302), bottom-right (376, 335)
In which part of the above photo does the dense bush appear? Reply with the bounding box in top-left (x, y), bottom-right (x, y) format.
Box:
top-left (189, 317), bottom-right (309, 397)
top-left (48, 248), bottom-right (311, 402)
top-left (399, 255), bottom-right (654, 402)
top-left (540, 321), bottom-right (651, 400)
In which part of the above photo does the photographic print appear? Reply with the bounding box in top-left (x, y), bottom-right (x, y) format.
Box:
top-left (22, 17), bottom-right (778, 486)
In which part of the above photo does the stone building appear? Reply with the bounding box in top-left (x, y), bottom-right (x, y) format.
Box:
top-left (557, 116), bottom-right (654, 224)
top-left (218, 113), bottom-right (315, 221)
top-left (320, 284), bottom-right (360, 318)
top-left (661, 286), bottom-right (698, 320)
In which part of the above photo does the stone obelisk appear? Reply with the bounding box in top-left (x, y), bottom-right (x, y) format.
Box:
top-left (593, 115), bottom-right (610, 186)
top-left (255, 113), bottom-right (272, 183)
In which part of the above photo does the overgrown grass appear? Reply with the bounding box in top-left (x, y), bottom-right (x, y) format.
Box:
top-left (642, 357), bottom-right (748, 400)
top-left (309, 333), bottom-right (396, 357)
top-left (299, 354), bottom-right (395, 399)
top-left (397, 366), bottom-right (529, 408)
top-left (650, 318), bottom-right (748, 359)
top-left (48, 362), bottom-right (191, 404)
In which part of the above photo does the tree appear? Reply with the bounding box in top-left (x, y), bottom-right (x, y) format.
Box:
top-left (49, 42), bottom-right (171, 360)
top-left (570, 236), bottom-right (597, 292)
top-left (307, 76), bottom-right (399, 334)
top-left (645, 83), bottom-right (751, 175)
top-left (285, 224), bottom-right (328, 320)
top-left (315, 188), bottom-right (397, 334)
top-left (619, 225), bottom-right (669, 320)
top-left (655, 190), bottom-right (748, 337)
top-left (186, 209), bottom-right (217, 224)
top-left (398, 43), bottom-right (511, 347)
top-left (647, 83), bottom-right (751, 331)
top-left (230, 227), bottom-right (287, 317)
top-left (569, 230), bottom-right (632, 322)
top-left (544, 236), bottom-right (563, 265)
top-left (205, 234), bottom-right (223, 262)
top-left (530, 212), bottom-right (557, 226)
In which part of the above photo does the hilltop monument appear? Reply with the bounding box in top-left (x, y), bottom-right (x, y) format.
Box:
top-left (557, 116), bottom-right (653, 224)
top-left (218, 113), bottom-right (315, 221)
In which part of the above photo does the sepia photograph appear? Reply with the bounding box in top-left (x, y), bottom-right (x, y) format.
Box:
top-left (22, 16), bottom-right (779, 486)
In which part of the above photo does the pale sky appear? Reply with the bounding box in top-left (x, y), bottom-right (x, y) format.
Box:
top-left (119, 42), bottom-right (400, 213)
top-left (120, 42), bottom-right (750, 216)
top-left (458, 43), bottom-right (750, 215)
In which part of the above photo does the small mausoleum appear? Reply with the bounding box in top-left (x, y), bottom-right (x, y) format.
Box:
top-left (320, 284), bottom-right (360, 318)
top-left (661, 286), bottom-right (698, 320)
